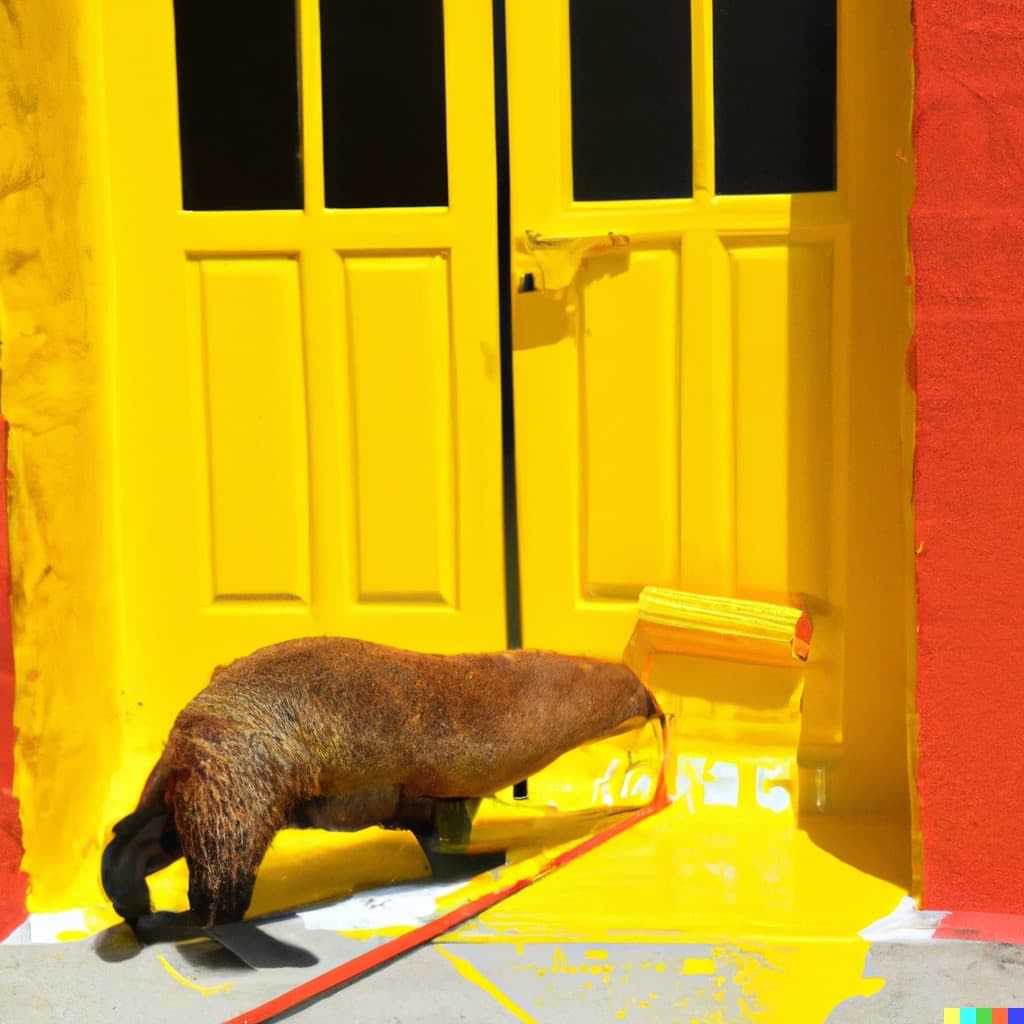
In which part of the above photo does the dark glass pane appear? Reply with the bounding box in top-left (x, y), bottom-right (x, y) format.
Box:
top-left (713, 0), bottom-right (836, 194)
top-left (173, 0), bottom-right (303, 211)
top-left (569, 0), bottom-right (692, 202)
top-left (320, 0), bottom-right (448, 208)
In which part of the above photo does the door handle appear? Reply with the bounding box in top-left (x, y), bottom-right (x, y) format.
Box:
top-left (521, 229), bottom-right (630, 292)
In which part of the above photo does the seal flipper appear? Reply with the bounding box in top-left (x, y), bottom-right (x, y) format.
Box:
top-left (102, 806), bottom-right (181, 925)
top-left (410, 797), bottom-right (506, 881)
top-left (412, 838), bottom-right (506, 881)
top-left (120, 909), bottom-right (317, 969)
top-left (205, 920), bottom-right (319, 968)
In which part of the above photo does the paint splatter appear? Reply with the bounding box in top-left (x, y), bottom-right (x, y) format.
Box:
top-left (156, 953), bottom-right (233, 997)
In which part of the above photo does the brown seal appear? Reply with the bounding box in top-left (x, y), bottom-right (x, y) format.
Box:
top-left (102, 636), bottom-right (659, 927)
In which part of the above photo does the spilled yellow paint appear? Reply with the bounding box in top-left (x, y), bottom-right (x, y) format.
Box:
top-left (463, 936), bottom-right (883, 1023)
top-left (724, 942), bottom-right (884, 1022)
top-left (422, 634), bottom-right (899, 1018)
top-left (447, 805), bottom-right (905, 942)
top-left (156, 954), bottom-right (233, 997)
top-left (431, 801), bottom-right (900, 1021)
top-left (82, 904), bottom-right (129, 937)
top-left (467, 719), bottom-right (664, 855)
top-left (436, 945), bottom-right (538, 1024)
top-left (421, 593), bottom-right (905, 1021)
top-left (336, 925), bottom-right (415, 941)
top-left (538, 946), bottom-right (611, 979)
top-left (145, 826), bottom-right (434, 923)
top-left (683, 958), bottom-right (717, 976)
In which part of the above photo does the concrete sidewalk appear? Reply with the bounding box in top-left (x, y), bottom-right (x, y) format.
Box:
top-left (3, 920), bottom-right (1024, 1023)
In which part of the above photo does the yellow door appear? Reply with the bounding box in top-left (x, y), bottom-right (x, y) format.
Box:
top-left (504, 0), bottom-right (882, 773)
top-left (508, 0), bottom-right (838, 655)
top-left (101, 0), bottom-right (507, 760)
top-left (505, 0), bottom-right (913, 814)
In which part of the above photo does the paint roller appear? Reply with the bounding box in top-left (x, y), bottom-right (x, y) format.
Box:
top-left (624, 585), bottom-right (813, 682)
top-left (624, 586), bottom-right (813, 821)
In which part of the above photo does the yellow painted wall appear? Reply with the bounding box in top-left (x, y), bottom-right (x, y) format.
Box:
top-left (0, 0), bottom-right (122, 910)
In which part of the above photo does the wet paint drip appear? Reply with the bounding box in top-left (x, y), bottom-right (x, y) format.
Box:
top-left (156, 953), bottom-right (233, 996)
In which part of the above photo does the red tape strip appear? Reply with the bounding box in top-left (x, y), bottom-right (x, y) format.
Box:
top-left (224, 774), bottom-right (669, 1024)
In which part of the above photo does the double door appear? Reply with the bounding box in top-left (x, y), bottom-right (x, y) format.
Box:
top-left (102, 0), bottom-right (848, 756)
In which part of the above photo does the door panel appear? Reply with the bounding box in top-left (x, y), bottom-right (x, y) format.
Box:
top-left (728, 240), bottom-right (833, 598)
top-left (189, 257), bottom-right (311, 604)
top-left (343, 253), bottom-right (458, 606)
top-left (101, 0), bottom-right (506, 756)
top-left (580, 247), bottom-right (681, 600)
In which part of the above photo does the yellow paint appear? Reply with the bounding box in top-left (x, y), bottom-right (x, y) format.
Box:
top-left (475, 935), bottom-right (882, 1022)
top-left (436, 945), bottom-right (539, 1024)
top-left (189, 258), bottom-right (311, 603)
top-left (3, 26), bottom-right (914, 1024)
top-left (469, 718), bottom-right (663, 851)
top-left (445, 804), bottom-right (905, 945)
top-left (944, 1011), bottom-right (960, 1024)
top-left (426, 634), bottom-right (899, 1016)
top-left (683, 959), bottom-right (717, 976)
top-left (31, 811), bottom-right (437, 940)
top-left (337, 926), bottom-right (413, 941)
top-left (156, 953), bottom-right (233, 997)
top-left (433, 803), bottom-right (900, 1021)
top-left (146, 826), bottom-right (434, 924)
top-left (1, 0), bottom-right (122, 913)
top-left (723, 942), bottom-right (884, 1022)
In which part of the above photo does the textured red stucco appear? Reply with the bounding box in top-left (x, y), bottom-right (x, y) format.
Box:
top-left (0, 418), bottom-right (27, 938)
top-left (913, 4), bottom-right (1024, 911)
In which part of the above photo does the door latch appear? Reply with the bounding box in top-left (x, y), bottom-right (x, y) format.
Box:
top-left (521, 229), bottom-right (630, 292)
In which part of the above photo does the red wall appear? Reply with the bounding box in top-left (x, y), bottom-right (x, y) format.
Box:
top-left (913, 3), bottom-right (1024, 912)
top-left (0, 419), bottom-right (27, 937)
